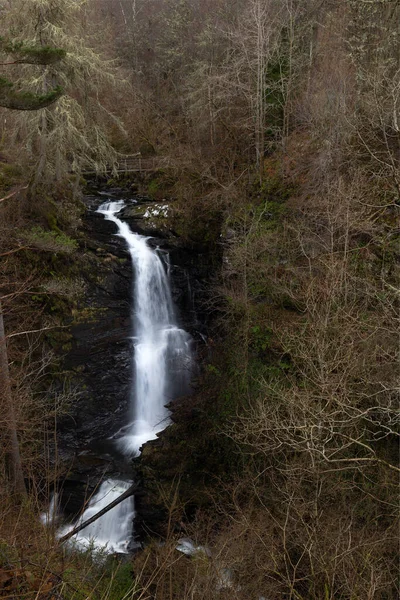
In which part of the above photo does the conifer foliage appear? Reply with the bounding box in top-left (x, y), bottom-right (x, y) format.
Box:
top-left (0, 0), bottom-right (121, 184)
top-left (0, 37), bottom-right (65, 110)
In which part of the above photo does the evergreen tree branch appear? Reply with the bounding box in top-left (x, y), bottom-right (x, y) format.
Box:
top-left (0, 37), bottom-right (66, 65)
top-left (0, 77), bottom-right (63, 110)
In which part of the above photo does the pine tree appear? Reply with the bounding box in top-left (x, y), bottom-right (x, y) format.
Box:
top-left (0, 37), bottom-right (65, 110)
top-left (0, 0), bottom-right (122, 186)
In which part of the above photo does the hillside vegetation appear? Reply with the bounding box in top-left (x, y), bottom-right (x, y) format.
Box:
top-left (0, 1), bottom-right (398, 599)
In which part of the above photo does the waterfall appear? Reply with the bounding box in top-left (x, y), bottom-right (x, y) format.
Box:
top-left (98, 200), bottom-right (193, 455)
top-left (40, 492), bottom-right (59, 526)
top-left (60, 199), bottom-right (193, 553)
top-left (60, 480), bottom-right (135, 554)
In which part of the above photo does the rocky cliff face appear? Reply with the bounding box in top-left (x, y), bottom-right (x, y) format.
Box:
top-left (57, 187), bottom-right (217, 520)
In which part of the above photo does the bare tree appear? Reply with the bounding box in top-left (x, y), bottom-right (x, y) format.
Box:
top-left (0, 298), bottom-right (26, 495)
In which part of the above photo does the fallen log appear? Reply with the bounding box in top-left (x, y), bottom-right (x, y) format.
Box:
top-left (58, 482), bottom-right (138, 544)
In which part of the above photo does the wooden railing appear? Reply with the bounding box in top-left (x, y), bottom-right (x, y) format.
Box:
top-left (82, 155), bottom-right (170, 175)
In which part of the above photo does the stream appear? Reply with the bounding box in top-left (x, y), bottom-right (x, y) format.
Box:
top-left (58, 199), bottom-right (194, 553)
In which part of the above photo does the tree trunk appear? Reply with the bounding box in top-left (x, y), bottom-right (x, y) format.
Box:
top-left (0, 299), bottom-right (26, 495)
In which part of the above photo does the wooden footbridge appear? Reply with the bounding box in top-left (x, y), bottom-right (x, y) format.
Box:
top-left (83, 154), bottom-right (171, 176)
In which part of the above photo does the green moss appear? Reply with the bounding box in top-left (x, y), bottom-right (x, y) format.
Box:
top-left (102, 559), bottom-right (136, 599)
top-left (250, 324), bottom-right (273, 352)
top-left (46, 211), bottom-right (60, 232)
top-left (63, 553), bottom-right (136, 599)
top-left (0, 76), bottom-right (12, 89)
top-left (71, 306), bottom-right (107, 324)
top-left (259, 175), bottom-right (293, 203)
top-left (23, 226), bottom-right (78, 254)
top-left (0, 162), bottom-right (23, 191)
top-left (45, 327), bottom-right (72, 349)
top-left (148, 178), bottom-right (159, 196)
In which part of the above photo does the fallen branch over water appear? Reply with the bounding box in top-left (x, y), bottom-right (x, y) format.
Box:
top-left (58, 483), bottom-right (138, 544)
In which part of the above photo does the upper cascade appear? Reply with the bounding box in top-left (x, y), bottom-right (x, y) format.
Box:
top-left (98, 199), bottom-right (193, 456)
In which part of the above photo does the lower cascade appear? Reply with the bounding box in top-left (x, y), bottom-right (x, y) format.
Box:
top-left (61, 199), bottom-right (194, 553)
top-left (61, 480), bottom-right (135, 554)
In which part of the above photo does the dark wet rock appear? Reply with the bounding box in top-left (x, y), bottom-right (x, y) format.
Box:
top-left (118, 201), bottom-right (174, 238)
top-left (56, 185), bottom-right (217, 533)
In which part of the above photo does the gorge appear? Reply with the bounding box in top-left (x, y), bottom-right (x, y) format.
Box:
top-left (56, 195), bottom-right (196, 553)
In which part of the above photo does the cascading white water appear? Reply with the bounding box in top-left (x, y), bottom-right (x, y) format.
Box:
top-left (97, 200), bottom-right (193, 455)
top-left (61, 199), bottom-right (193, 553)
top-left (40, 492), bottom-right (59, 526)
top-left (60, 480), bottom-right (135, 554)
